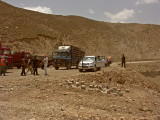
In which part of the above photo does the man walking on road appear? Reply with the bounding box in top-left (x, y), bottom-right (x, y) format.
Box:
top-left (43, 55), bottom-right (48, 76)
top-left (121, 54), bottom-right (126, 68)
top-left (33, 56), bottom-right (39, 75)
top-left (21, 56), bottom-right (26, 76)
top-left (0, 56), bottom-right (7, 76)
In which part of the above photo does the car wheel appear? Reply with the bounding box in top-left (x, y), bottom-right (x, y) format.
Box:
top-left (55, 66), bottom-right (59, 70)
top-left (17, 65), bottom-right (21, 69)
top-left (92, 66), bottom-right (97, 72)
top-left (98, 67), bottom-right (101, 71)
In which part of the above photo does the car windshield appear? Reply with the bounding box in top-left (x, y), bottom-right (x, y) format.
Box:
top-left (97, 56), bottom-right (105, 61)
top-left (82, 57), bottom-right (95, 62)
top-left (3, 49), bottom-right (11, 55)
top-left (54, 52), bottom-right (69, 57)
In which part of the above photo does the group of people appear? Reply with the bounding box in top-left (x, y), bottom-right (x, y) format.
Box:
top-left (21, 55), bottom-right (48, 76)
top-left (0, 54), bottom-right (48, 76)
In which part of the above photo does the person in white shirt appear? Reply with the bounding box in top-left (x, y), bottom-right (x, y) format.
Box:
top-left (43, 55), bottom-right (48, 75)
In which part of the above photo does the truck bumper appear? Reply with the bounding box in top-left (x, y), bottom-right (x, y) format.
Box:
top-left (53, 63), bottom-right (67, 67)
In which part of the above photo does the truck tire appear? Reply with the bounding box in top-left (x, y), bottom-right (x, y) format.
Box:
top-left (76, 61), bottom-right (79, 69)
top-left (79, 69), bottom-right (83, 72)
top-left (55, 66), bottom-right (59, 70)
top-left (17, 65), bottom-right (21, 69)
top-left (76, 64), bottom-right (79, 69)
top-left (11, 64), bottom-right (14, 69)
top-left (67, 63), bottom-right (71, 69)
top-left (53, 63), bottom-right (55, 67)
top-left (8, 64), bottom-right (13, 69)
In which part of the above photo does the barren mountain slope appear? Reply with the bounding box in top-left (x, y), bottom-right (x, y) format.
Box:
top-left (0, 1), bottom-right (160, 61)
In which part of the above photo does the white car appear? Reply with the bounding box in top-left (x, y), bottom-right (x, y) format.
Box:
top-left (78, 56), bottom-right (105, 72)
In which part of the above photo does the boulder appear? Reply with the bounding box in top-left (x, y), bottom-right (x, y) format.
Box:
top-left (75, 82), bottom-right (80, 87)
top-left (89, 85), bottom-right (94, 88)
top-left (81, 85), bottom-right (86, 90)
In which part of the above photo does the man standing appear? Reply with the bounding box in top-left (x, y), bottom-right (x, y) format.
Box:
top-left (33, 56), bottom-right (39, 75)
top-left (121, 54), bottom-right (126, 68)
top-left (21, 56), bottom-right (26, 76)
top-left (43, 55), bottom-right (48, 76)
top-left (0, 56), bottom-right (7, 76)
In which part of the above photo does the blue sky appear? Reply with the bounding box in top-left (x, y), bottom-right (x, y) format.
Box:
top-left (2, 0), bottom-right (160, 25)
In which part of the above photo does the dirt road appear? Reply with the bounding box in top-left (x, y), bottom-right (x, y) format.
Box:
top-left (0, 64), bottom-right (160, 120)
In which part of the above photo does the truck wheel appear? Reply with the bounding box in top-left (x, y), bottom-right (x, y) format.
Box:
top-left (76, 64), bottom-right (79, 69)
top-left (53, 63), bottom-right (55, 67)
top-left (17, 65), bottom-right (21, 69)
top-left (76, 61), bottom-right (79, 69)
top-left (55, 66), bottom-right (59, 70)
top-left (8, 64), bottom-right (13, 69)
top-left (79, 69), bottom-right (83, 72)
top-left (67, 63), bottom-right (71, 69)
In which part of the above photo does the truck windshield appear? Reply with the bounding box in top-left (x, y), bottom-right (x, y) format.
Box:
top-left (54, 52), bottom-right (69, 57)
top-left (3, 49), bottom-right (11, 55)
top-left (82, 57), bottom-right (95, 62)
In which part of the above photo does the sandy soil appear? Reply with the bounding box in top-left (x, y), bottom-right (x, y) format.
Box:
top-left (0, 62), bottom-right (160, 120)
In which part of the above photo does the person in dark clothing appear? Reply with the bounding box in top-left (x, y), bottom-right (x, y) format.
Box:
top-left (121, 54), bottom-right (126, 68)
top-left (32, 56), bottom-right (39, 75)
top-left (21, 57), bottom-right (26, 76)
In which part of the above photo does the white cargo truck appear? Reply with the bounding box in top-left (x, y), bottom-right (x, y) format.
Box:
top-left (78, 56), bottom-right (105, 72)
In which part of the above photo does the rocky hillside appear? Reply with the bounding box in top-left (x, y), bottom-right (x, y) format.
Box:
top-left (0, 1), bottom-right (160, 61)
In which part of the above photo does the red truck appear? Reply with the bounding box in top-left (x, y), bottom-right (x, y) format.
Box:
top-left (11, 51), bottom-right (31, 68)
top-left (0, 41), bottom-right (31, 68)
top-left (1, 41), bottom-right (52, 69)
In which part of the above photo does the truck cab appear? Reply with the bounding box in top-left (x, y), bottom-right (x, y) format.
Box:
top-left (53, 46), bottom-right (72, 69)
top-left (78, 56), bottom-right (105, 72)
top-left (0, 47), bottom-right (12, 68)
